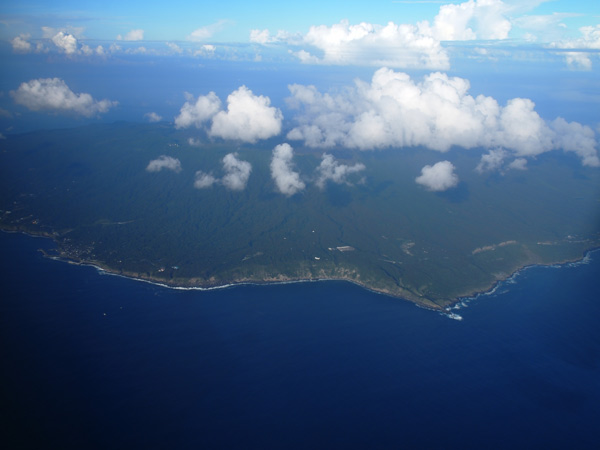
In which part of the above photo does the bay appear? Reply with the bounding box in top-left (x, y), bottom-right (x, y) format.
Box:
top-left (1, 231), bottom-right (599, 449)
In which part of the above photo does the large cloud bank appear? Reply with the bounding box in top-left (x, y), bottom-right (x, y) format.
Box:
top-left (293, 20), bottom-right (450, 70)
top-left (250, 0), bottom-right (512, 69)
top-left (270, 143), bottom-right (306, 196)
top-left (175, 86), bottom-right (282, 143)
top-left (415, 161), bottom-right (459, 191)
top-left (194, 153), bottom-right (252, 191)
top-left (11, 78), bottom-right (118, 117)
top-left (286, 67), bottom-right (599, 167)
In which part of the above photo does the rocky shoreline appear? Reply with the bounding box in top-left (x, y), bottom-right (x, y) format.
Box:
top-left (3, 226), bottom-right (598, 313)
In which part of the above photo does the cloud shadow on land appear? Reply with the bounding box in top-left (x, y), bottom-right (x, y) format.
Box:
top-left (326, 184), bottom-right (354, 207)
top-left (436, 181), bottom-right (469, 203)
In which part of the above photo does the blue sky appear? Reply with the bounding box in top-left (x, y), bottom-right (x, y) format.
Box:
top-left (2, 0), bottom-right (598, 42)
top-left (1, 0), bottom-right (599, 184)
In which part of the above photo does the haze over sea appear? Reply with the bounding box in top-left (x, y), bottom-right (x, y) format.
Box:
top-left (1, 231), bottom-right (599, 449)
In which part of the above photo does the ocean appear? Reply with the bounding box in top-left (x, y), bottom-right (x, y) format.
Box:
top-left (1, 231), bottom-right (599, 449)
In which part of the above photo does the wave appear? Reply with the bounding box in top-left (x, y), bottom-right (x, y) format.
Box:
top-left (449, 247), bottom-right (599, 319)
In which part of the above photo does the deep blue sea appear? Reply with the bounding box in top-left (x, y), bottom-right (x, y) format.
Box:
top-left (1, 231), bottom-right (599, 449)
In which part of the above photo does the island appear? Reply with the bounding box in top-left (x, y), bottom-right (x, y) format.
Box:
top-left (1, 122), bottom-right (599, 310)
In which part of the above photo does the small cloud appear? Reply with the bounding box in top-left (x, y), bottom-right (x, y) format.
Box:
top-left (0, 107), bottom-right (13, 118)
top-left (43, 30), bottom-right (103, 57)
top-left (249, 29), bottom-right (298, 45)
top-left (194, 171), bottom-right (218, 189)
top-left (476, 148), bottom-right (507, 173)
top-left (415, 161), bottom-right (459, 191)
top-left (51, 31), bottom-right (78, 55)
top-left (429, 0), bottom-right (511, 41)
top-left (84, 44), bottom-right (105, 56)
top-left (250, 29), bottom-right (272, 44)
top-left (42, 26), bottom-right (84, 39)
top-left (11, 34), bottom-right (32, 53)
top-left (146, 155), bottom-right (182, 173)
top-left (11, 78), bottom-right (118, 117)
top-left (550, 24), bottom-right (600, 70)
top-left (550, 117), bottom-right (600, 167)
top-left (270, 143), bottom-right (305, 196)
top-left (563, 52), bottom-right (593, 71)
top-left (166, 42), bottom-right (183, 54)
top-left (174, 91), bottom-right (222, 129)
top-left (188, 137), bottom-right (202, 146)
top-left (193, 44), bottom-right (216, 56)
top-left (187, 20), bottom-right (229, 41)
top-left (508, 158), bottom-right (527, 171)
top-left (316, 153), bottom-right (366, 189)
top-left (476, 148), bottom-right (529, 173)
top-left (193, 153), bottom-right (251, 190)
top-left (145, 112), bottom-right (162, 122)
top-left (221, 153), bottom-right (252, 191)
top-left (125, 46), bottom-right (149, 55)
top-left (117, 29), bottom-right (144, 41)
top-left (210, 86), bottom-right (283, 143)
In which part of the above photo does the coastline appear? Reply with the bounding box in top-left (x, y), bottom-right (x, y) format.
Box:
top-left (2, 227), bottom-right (598, 313)
top-left (446, 248), bottom-right (599, 314)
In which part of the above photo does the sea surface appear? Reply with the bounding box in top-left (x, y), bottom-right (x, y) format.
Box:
top-left (1, 231), bottom-right (599, 449)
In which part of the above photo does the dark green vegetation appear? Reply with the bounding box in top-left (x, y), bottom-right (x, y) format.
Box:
top-left (1, 122), bottom-right (599, 309)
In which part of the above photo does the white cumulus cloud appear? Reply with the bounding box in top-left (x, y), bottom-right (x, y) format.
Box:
top-left (11, 78), bottom-right (118, 117)
top-left (188, 20), bottom-right (228, 41)
top-left (194, 171), bottom-right (218, 189)
top-left (174, 92), bottom-right (222, 129)
top-left (211, 86), bottom-right (283, 142)
top-left (221, 153), bottom-right (252, 191)
top-left (51, 31), bottom-right (78, 54)
top-left (11, 34), bottom-right (32, 53)
top-left (175, 87), bottom-right (282, 143)
top-left (550, 117), bottom-right (600, 167)
top-left (316, 154), bottom-right (366, 189)
top-left (39, 29), bottom-right (103, 56)
top-left (415, 161), bottom-right (459, 191)
top-left (429, 0), bottom-right (511, 41)
top-left (145, 112), bottom-right (162, 122)
top-left (193, 153), bottom-right (252, 191)
top-left (166, 42), bottom-right (183, 54)
top-left (286, 67), bottom-right (600, 167)
top-left (550, 24), bottom-right (600, 70)
top-left (194, 44), bottom-right (216, 56)
top-left (270, 143), bottom-right (306, 196)
top-left (289, 19), bottom-right (449, 70)
top-left (117, 29), bottom-right (144, 41)
top-left (476, 148), bottom-right (508, 173)
top-left (250, 0), bottom-right (518, 69)
top-left (146, 155), bottom-right (182, 173)
top-left (508, 158), bottom-right (527, 170)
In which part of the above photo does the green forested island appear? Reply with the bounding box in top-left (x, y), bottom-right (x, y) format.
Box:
top-left (1, 122), bottom-right (599, 310)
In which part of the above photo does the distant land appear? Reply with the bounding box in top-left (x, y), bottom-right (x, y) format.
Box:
top-left (1, 122), bottom-right (599, 310)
